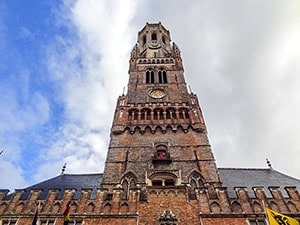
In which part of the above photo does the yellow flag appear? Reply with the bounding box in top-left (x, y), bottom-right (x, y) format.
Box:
top-left (266, 207), bottom-right (299, 225)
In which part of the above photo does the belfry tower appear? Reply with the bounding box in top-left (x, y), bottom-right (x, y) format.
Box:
top-left (1, 22), bottom-right (299, 225)
top-left (101, 23), bottom-right (222, 222)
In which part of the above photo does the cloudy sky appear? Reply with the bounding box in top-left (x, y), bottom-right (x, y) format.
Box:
top-left (1, 0), bottom-right (300, 191)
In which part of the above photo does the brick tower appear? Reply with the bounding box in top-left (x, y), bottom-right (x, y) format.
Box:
top-left (101, 22), bottom-right (222, 223)
top-left (1, 22), bottom-right (299, 225)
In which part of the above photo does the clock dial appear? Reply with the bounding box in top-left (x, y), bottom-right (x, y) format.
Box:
top-left (149, 89), bottom-right (167, 99)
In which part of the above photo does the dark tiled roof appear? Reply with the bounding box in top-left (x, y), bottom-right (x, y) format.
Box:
top-left (4, 168), bottom-right (300, 200)
top-left (5, 173), bottom-right (102, 201)
top-left (219, 168), bottom-right (300, 198)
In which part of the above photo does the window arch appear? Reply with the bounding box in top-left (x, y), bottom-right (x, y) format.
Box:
top-left (158, 69), bottom-right (167, 84)
top-left (166, 108), bottom-right (176, 119)
top-left (141, 108), bottom-right (151, 120)
top-left (151, 32), bottom-right (157, 41)
top-left (121, 172), bottom-right (137, 200)
top-left (189, 172), bottom-right (204, 188)
top-left (128, 109), bottom-right (138, 121)
top-left (178, 108), bottom-right (189, 119)
top-left (162, 36), bottom-right (166, 44)
top-left (142, 35), bottom-right (146, 45)
top-left (153, 108), bottom-right (164, 120)
top-left (146, 70), bottom-right (155, 84)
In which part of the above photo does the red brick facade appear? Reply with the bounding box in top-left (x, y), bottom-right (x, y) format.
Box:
top-left (0, 23), bottom-right (299, 225)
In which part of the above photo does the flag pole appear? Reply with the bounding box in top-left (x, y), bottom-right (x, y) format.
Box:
top-left (262, 199), bottom-right (270, 225)
top-left (31, 201), bottom-right (40, 225)
top-left (199, 214), bottom-right (204, 225)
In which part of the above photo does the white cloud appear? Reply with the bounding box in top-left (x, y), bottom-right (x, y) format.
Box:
top-left (35, 0), bottom-right (139, 183)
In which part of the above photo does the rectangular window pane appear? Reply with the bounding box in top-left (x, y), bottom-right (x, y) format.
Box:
top-left (249, 222), bottom-right (257, 225)
top-left (258, 221), bottom-right (265, 225)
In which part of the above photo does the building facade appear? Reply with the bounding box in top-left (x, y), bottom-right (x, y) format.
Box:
top-left (0, 23), bottom-right (300, 225)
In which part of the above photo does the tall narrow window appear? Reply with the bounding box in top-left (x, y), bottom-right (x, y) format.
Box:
top-left (162, 36), bottom-right (166, 44)
top-left (151, 33), bottom-right (157, 40)
top-left (162, 70), bottom-right (167, 83)
top-left (158, 69), bottom-right (167, 84)
top-left (158, 70), bottom-right (163, 83)
top-left (146, 70), bottom-right (155, 84)
top-left (142, 35), bottom-right (146, 45)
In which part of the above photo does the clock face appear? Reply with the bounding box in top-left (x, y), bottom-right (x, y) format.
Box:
top-left (149, 89), bottom-right (167, 99)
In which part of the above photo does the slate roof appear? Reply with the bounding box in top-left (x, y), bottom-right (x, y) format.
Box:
top-left (219, 168), bottom-right (300, 198)
top-left (4, 168), bottom-right (300, 200)
top-left (5, 173), bottom-right (102, 201)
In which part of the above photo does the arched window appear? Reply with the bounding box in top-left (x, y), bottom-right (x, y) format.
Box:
top-left (121, 172), bottom-right (137, 200)
top-left (142, 35), bottom-right (146, 45)
top-left (141, 108), bottom-right (151, 120)
top-left (128, 109), bottom-right (138, 121)
top-left (162, 36), bottom-right (166, 44)
top-left (151, 32), bottom-right (157, 40)
top-left (166, 108), bottom-right (176, 119)
top-left (178, 109), bottom-right (184, 119)
top-left (146, 70), bottom-right (155, 84)
top-left (178, 108), bottom-right (189, 119)
top-left (153, 108), bottom-right (164, 120)
top-left (158, 69), bottom-right (167, 84)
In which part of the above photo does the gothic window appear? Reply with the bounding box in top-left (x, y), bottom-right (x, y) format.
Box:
top-left (121, 172), bottom-right (137, 199)
top-left (151, 32), bottom-right (157, 41)
top-left (128, 109), bottom-right (138, 121)
top-left (158, 209), bottom-right (178, 225)
top-left (122, 179), bottom-right (129, 199)
top-left (189, 172), bottom-right (204, 188)
top-left (153, 109), bottom-right (158, 120)
top-left (142, 35), bottom-right (146, 45)
top-left (166, 109), bottom-right (171, 119)
top-left (146, 70), bottom-right (155, 84)
top-left (188, 172), bottom-right (204, 200)
top-left (162, 36), bottom-right (166, 44)
top-left (178, 108), bottom-right (189, 119)
top-left (158, 69), bottom-right (167, 83)
top-left (141, 108), bottom-right (151, 120)
top-left (178, 109), bottom-right (184, 119)
top-left (154, 108), bottom-right (164, 120)
top-left (166, 108), bottom-right (176, 119)
top-left (184, 109), bottom-right (189, 118)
